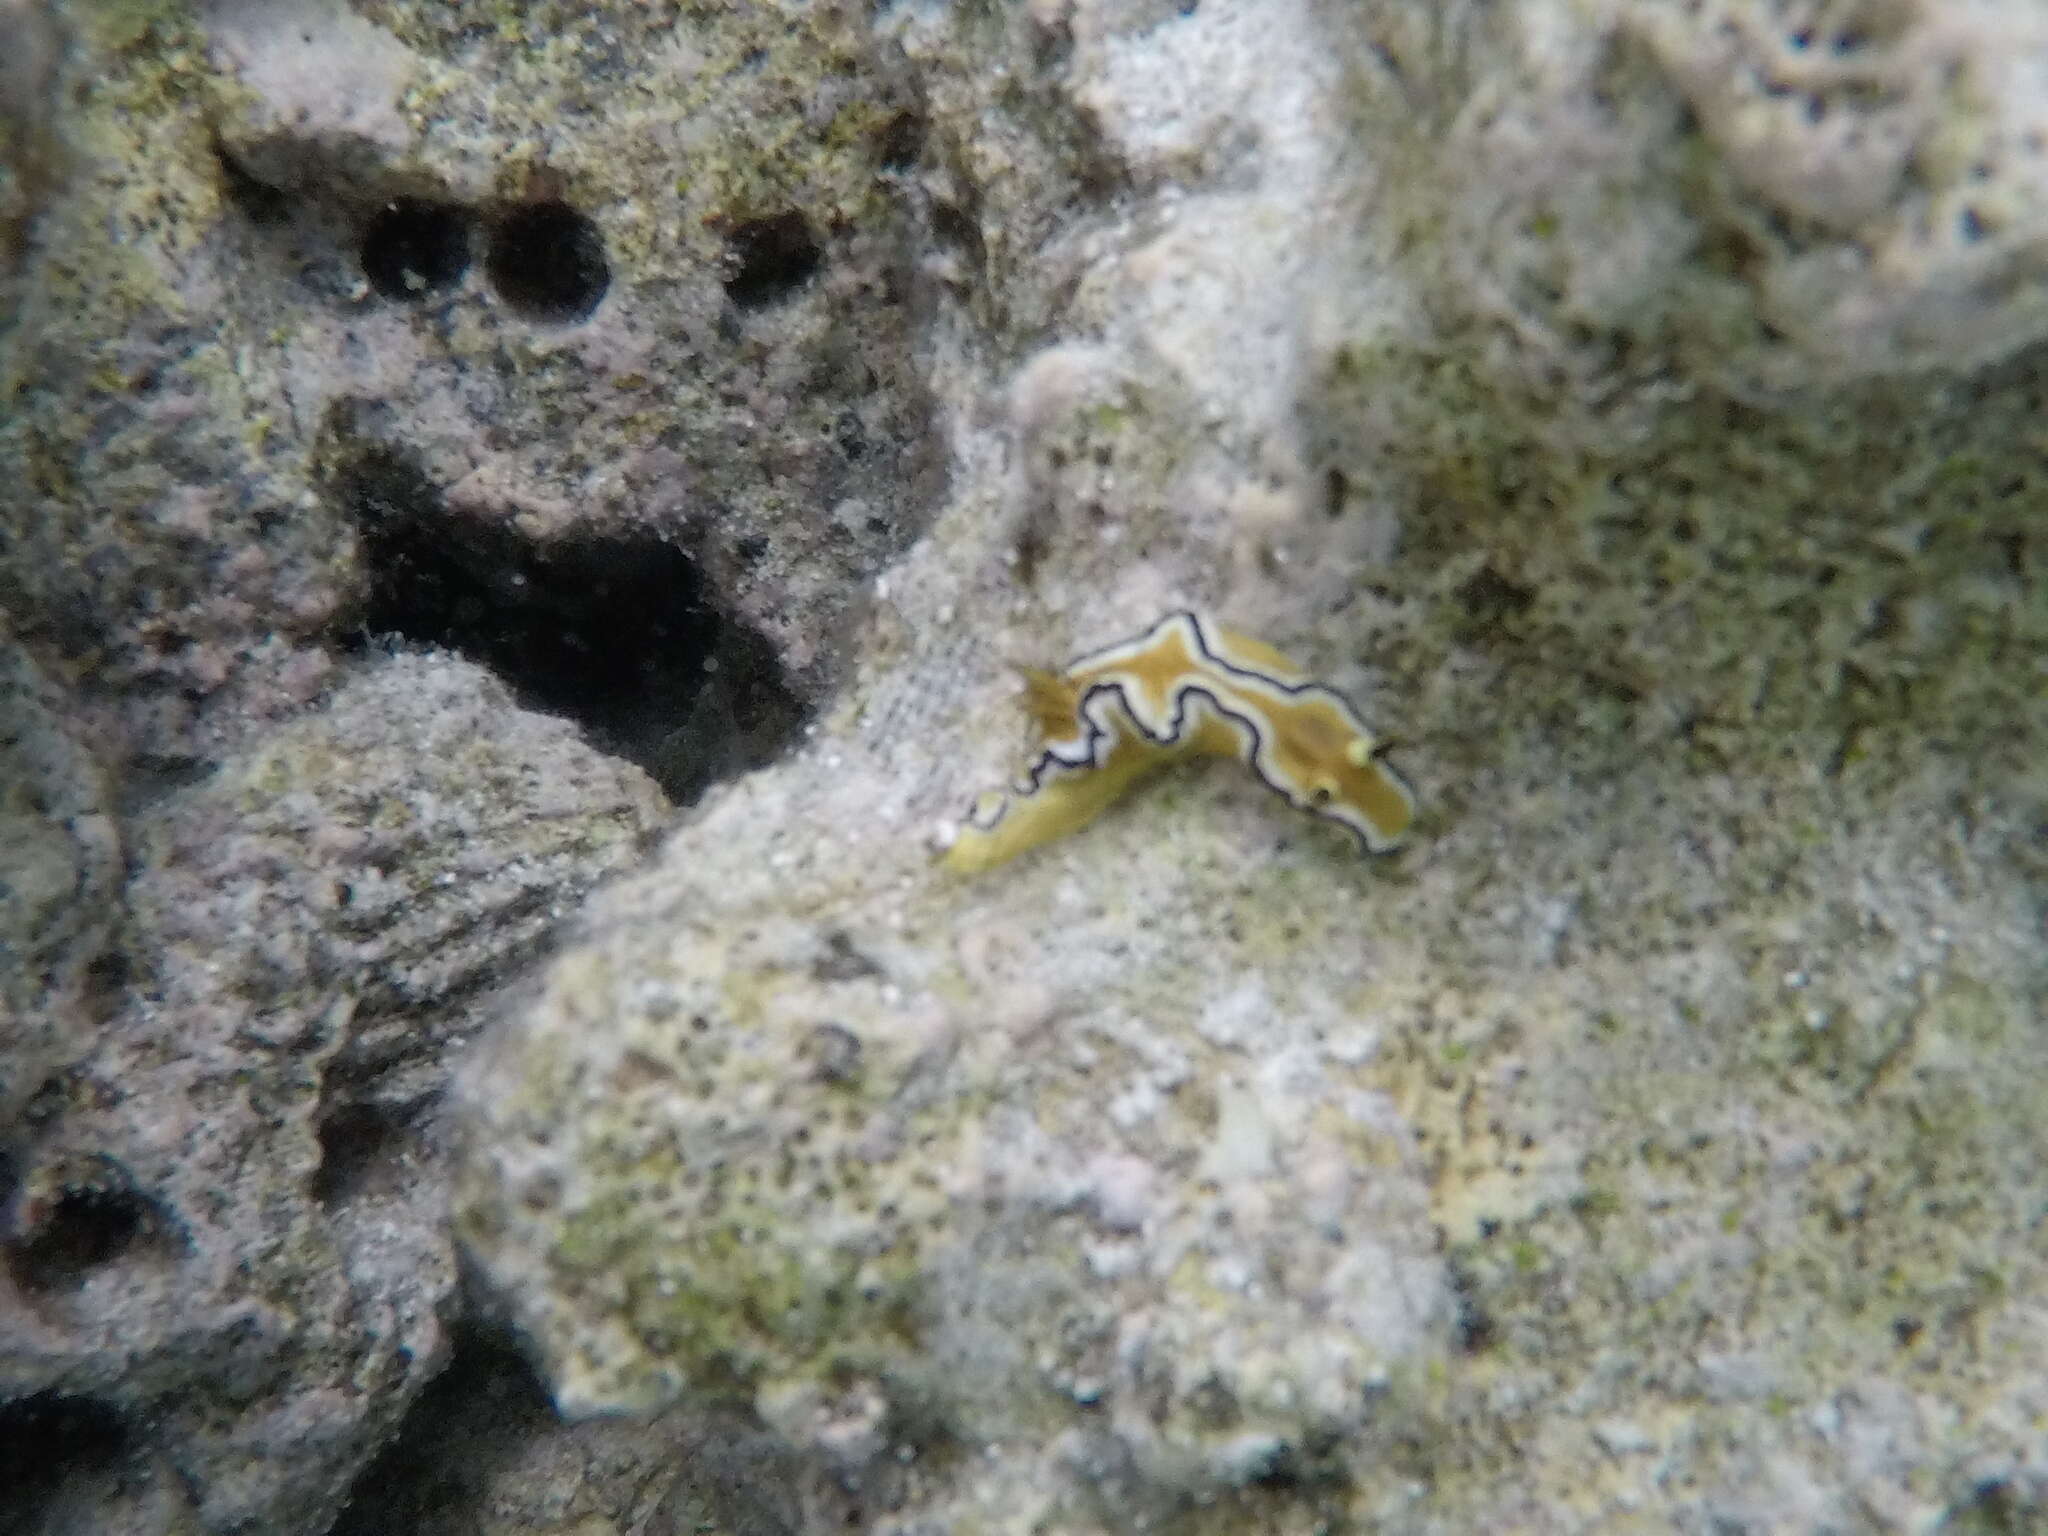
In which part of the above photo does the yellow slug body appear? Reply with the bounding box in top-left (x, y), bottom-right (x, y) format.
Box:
top-left (942, 611), bottom-right (1415, 874)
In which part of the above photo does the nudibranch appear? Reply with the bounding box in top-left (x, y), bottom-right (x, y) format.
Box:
top-left (941, 611), bottom-right (1415, 874)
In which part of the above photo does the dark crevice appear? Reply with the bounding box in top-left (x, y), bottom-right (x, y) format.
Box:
top-left (722, 211), bottom-right (822, 310)
top-left (485, 201), bottom-right (610, 322)
top-left (361, 198), bottom-right (473, 301)
top-left (333, 445), bottom-right (805, 802)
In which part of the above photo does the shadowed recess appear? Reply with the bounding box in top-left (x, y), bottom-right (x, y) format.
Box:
top-left (211, 138), bottom-right (290, 225)
top-left (312, 1100), bottom-right (412, 1208)
top-left (485, 200), bottom-right (610, 322)
top-left (330, 1326), bottom-right (551, 1536)
top-left (333, 1322), bottom-right (811, 1536)
top-left (335, 447), bottom-right (805, 802)
top-left (0, 1393), bottom-right (131, 1530)
top-left (722, 211), bottom-right (822, 310)
top-left (361, 198), bottom-right (473, 301)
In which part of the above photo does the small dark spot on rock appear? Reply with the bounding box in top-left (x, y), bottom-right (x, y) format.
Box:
top-left (722, 211), bottom-right (822, 310)
top-left (835, 409), bottom-right (869, 461)
top-left (486, 200), bottom-right (610, 322)
top-left (808, 1024), bottom-right (864, 1086)
top-left (1014, 517), bottom-right (1048, 584)
top-left (1892, 1315), bottom-right (1924, 1347)
top-left (1450, 1267), bottom-right (1497, 1354)
top-left (1323, 465), bottom-right (1348, 519)
top-left (361, 197), bottom-right (473, 301)
top-left (1948, 1479), bottom-right (2029, 1532)
top-left (876, 109), bottom-right (927, 171)
top-left (81, 950), bottom-right (130, 1027)
top-left (812, 931), bottom-right (882, 982)
top-left (1455, 564), bottom-right (1536, 623)
top-left (933, 198), bottom-right (987, 280)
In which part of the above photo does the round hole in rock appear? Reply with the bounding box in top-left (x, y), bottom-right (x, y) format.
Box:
top-left (361, 198), bottom-right (473, 301)
top-left (486, 200), bottom-right (611, 322)
top-left (5, 1163), bottom-right (160, 1293)
top-left (722, 211), bottom-right (821, 310)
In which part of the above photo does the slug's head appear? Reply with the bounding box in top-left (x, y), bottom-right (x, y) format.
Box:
top-left (1262, 702), bottom-right (1416, 853)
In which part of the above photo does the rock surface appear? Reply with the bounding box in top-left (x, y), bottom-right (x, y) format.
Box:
top-left (3, 0), bottom-right (2044, 1533)
top-left (2, 652), bottom-right (664, 1532)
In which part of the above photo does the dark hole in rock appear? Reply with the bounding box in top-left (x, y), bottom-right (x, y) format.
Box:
top-left (722, 211), bottom-right (822, 310)
top-left (361, 197), bottom-right (473, 301)
top-left (337, 447), bottom-right (805, 803)
top-left (0, 1392), bottom-right (131, 1530)
top-left (4, 1159), bottom-right (162, 1294)
top-left (331, 1324), bottom-right (553, 1536)
top-left (485, 200), bottom-right (610, 322)
top-left (312, 1101), bottom-right (409, 1207)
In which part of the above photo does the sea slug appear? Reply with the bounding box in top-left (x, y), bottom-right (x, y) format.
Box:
top-left (943, 611), bottom-right (1415, 873)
